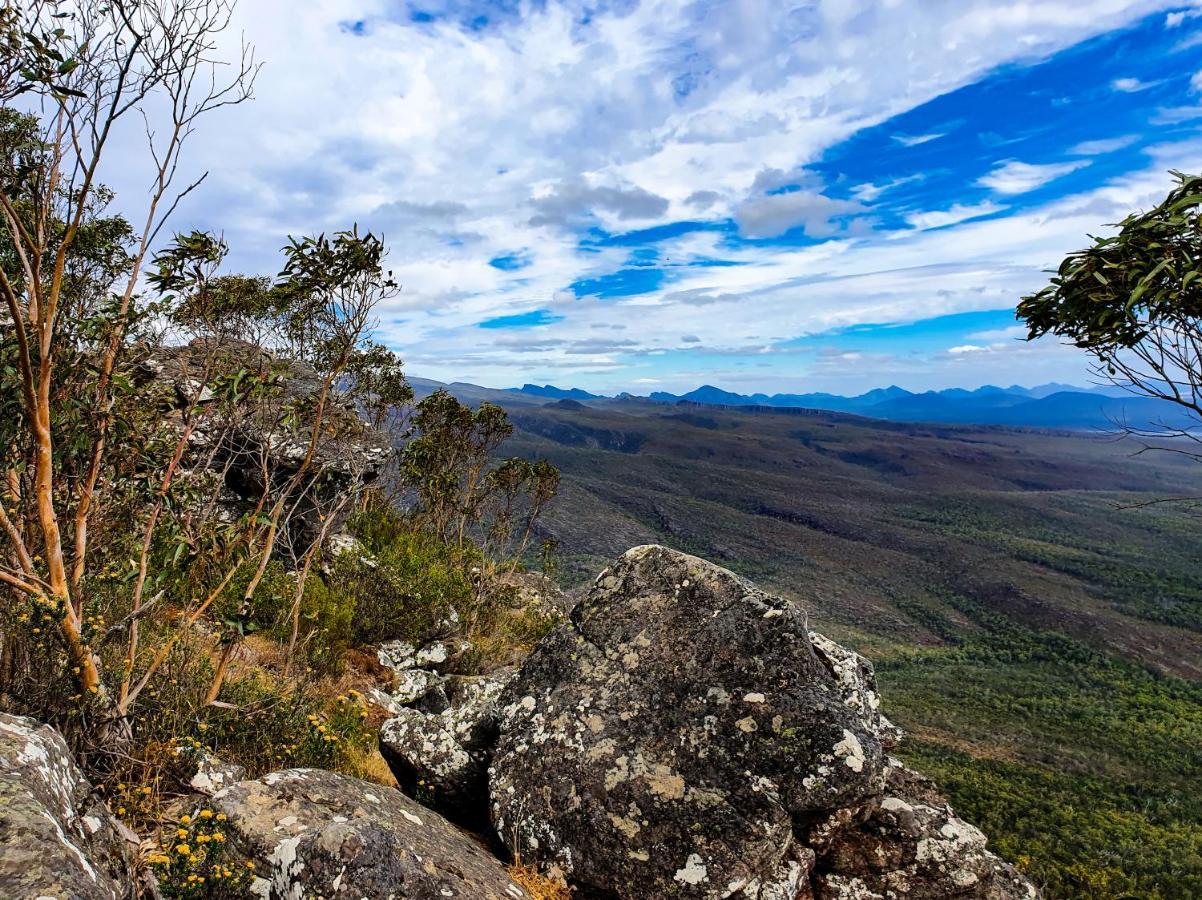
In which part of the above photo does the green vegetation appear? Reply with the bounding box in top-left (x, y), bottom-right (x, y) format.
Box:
top-left (499, 393), bottom-right (1202, 898)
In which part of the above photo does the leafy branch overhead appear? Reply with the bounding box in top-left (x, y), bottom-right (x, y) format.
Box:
top-left (1018, 171), bottom-right (1202, 354)
top-left (1018, 171), bottom-right (1202, 466)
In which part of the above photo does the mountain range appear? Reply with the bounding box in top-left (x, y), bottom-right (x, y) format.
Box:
top-left (506, 381), bottom-right (1195, 432)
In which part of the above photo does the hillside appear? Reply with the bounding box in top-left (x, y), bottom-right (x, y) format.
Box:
top-left (426, 381), bottom-right (1202, 897)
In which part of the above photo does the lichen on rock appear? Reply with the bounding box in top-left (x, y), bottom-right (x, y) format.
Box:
top-left (0, 713), bottom-right (135, 899)
top-left (486, 545), bottom-right (1038, 900)
top-left (210, 767), bottom-right (528, 899)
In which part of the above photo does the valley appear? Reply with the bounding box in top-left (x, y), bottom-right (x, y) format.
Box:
top-left (430, 381), bottom-right (1202, 898)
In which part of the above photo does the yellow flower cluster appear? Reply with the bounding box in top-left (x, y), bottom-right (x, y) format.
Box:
top-left (149, 807), bottom-right (252, 896)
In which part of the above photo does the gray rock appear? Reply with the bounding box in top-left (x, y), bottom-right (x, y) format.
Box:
top-left (377, 636), bottom-right (469, 677)
top-left (377, 639), bottom-right (419, 672)
top-left (381, 670), bottom-right (516, 824)
top-left (488, 546), bottom-right (1038, 900)
top-left (370, 670), bottom-right (445, 714)
top-left (489, 545), bottom-right (890, 898)
top-left (210, 768), bottom-right (527, 899)
top-left (814, 760), bottom-right (1037, 899)
top-left (0, 713), bottom-right (135, 899)
top-left (147, 339), bottom-right (392, 554)
top-left (188, 749), bottom-right (247, 796)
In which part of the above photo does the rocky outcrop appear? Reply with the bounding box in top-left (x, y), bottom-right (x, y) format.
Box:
top-left (814, 760), bottom-right (1036, 899)
top-left (380, 669), bottom-right (517, 824)
top-left (145, 339), bottom-right (393, 552)
top-left (0, 714), bottom-right (135, 899)
top-left (486, 545), bottom-right (1037, 900)
top-left (210, 768), bottom-right (528, 899)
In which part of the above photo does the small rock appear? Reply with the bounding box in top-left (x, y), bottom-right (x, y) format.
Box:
top-left (381, 669), bottom-right (516, 825)
top-left (377, 639), bottom-right (418, 672)
top-left (188, 749), bottom-right (247, 796)
top-left (815, 761), bottom-right (1036, 899)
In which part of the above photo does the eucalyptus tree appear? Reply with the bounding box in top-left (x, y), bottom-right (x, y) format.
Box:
top-left (1018, 171), bottom-right (1202, 472)
top-left (0, 0), bottom-right (256, 725)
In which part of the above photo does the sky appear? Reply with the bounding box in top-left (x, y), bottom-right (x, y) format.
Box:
top-left (102, 0), bottom-right (1202, 395)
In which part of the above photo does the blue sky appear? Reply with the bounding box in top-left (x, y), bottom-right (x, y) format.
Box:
top-left (108, 1), bottom-right (1202, 394)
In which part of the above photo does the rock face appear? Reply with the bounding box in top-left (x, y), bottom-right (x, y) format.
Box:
top-left (380, 669), bottom-right (516, 824)
top-left (0, 714), bottom-right (134, 899)
top-left (815, 761), bottom-right (1036, 899)
top-left (146, 339), bottom-right (393, 553)
top-left (488, 545), bottom-right (1036, 900)
top-left (211, 768), bottom-right (527, 900)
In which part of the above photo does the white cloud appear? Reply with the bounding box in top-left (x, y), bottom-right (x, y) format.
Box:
top-left (1069, 135), bottom-right (1140, 155)
top-left (905, 201), bottom-right (1005, 231)
top-left (1111, 76), bottom-right (1151, 92)
top-left (977, 159), bottom-right (1091, 195)
top-left (90, 0), bottom-right (1186, 391)
top-left (1192, 69), bottom-right (1202, 92)
top-left (852, 174), bottom-right (926, 202)
top-left (892, 132), bottom-right (945, 147)
top-left (948, 344), bottom-right (989, 354)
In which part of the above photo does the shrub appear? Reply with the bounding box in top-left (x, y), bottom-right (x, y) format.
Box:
top-left (333, 508), bottom-right (475, 646)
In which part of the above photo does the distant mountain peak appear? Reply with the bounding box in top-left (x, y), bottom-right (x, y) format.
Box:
top-left (511, 384), bottom-right (601, 400)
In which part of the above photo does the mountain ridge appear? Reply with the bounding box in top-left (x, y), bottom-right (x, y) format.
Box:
top-left (486, 380), bottom-right (1184, 431)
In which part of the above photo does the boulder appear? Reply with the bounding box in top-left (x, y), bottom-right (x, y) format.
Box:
top-left (489, 545), bottom-right (890, 897)
top-left (488, 545), bottom-right (1036, 899)
top-left (380, 669), bottom-right (516, 824)
top-left (814, 760), bottom-right (1037, 899)
top-left (210, 768), bottom-right (527, 899)
top-left (0, 714), bottom-right (135, 899)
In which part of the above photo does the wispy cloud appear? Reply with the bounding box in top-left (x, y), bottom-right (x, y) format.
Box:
top-left (1112, 76), bottom-right (1153, 92)
top-left (892, 132), bottom-right (945, 147)
top-left (977, 159), bottom-right (1091, 195)
top-left (905, 201), bottom-right (1006, 231)
top-left (1069, 135), bottom-right (1140, 155)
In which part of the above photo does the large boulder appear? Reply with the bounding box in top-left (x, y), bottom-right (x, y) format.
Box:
top-left (0, 714), bottom-right (135, 899)
top-left (210, 767), bottom-right (527, 899)
top-left (488, 545), bottom-right (1035, 900)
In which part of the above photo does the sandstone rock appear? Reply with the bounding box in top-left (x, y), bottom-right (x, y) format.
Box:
top-left (381, 669), bottom-right (516, 824)
top-left (210, 768), bottom-right (527, 899)
top-left (489, 545), bottom-right (891, 898)
top-left (814, 760), bottom-right (1036, 899)
top-left (0, 714), bottom-right (135, 899)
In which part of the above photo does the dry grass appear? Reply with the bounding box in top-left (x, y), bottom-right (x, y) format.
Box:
top-left (506, 862), bottom-right (572, 900)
